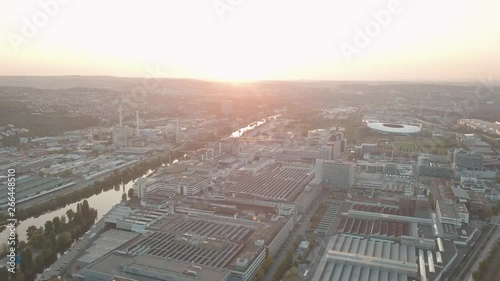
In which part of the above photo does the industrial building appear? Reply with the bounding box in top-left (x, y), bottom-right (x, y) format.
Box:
top-left (417, 156), bottom-right (453, 178)
top-left (133, 170), bottom-right (212, 197)
top-left (316, 160), bottom-right (354, 189)
top-left (453, 149), bottom-right (483, 170)
top-left (307, 129), bottom-right (331, 145)
top-left (448, 149), bottom-right (497, 180)
top-left (222, 162), bottom-right (315, 202)
top-left (0, 175), bottom-right (74, 207)
top-left (355, 143), bottom-right (378, 155)
top-left (311, 234), bottom-right (419, 281)
top-left (306, 129), bottom-right (347, 160)
top-left (314, 193), bottom-right (463, 281)
top-left (104, 205), bottom-right (172, 233)
top-left (435, 200), bottom-right (469, 226)
top-left (115, 147), bottom-right (155, 157)
top-left (76, 211), bottom-right (295, 281)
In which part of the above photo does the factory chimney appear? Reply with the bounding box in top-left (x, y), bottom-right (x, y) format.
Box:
top-left (119, 103), bottom-right (123, 127)
top-left (136, 110), bottom-right (140, 136)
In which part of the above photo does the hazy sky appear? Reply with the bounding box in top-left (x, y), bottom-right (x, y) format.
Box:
top-left (1, 0), bottom-right (499, 82)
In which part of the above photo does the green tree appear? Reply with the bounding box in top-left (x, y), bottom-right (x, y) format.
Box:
top-left (44, 220), bottom-right (53, 235)
top-left (284, 267), bottom-right (301, 281)
top-left (29, 233), bottom-right (48, 249)
top-left (52, 216), bottom-right (62, 232)
top-left (66, 209), bottom-right (75, 222)
top-left (255, 268), bottom-right (265, 280)
top-left (82, 200), bottom-right (90, 224)
top-left (73, 212), bottom-right (83, 225)
top-left (0, 267), bottom-right (7, 281)
top-left (473, 270), bottom-right (480, 280)
top-left (58, 169), bottom-right (73, 178)
top-left (56, 232), bottom-right (72, 253)
top-left (26, 225), bottom-right (39, 240)
top-left (19, 248), bottom-right (34, 275)
top-left (34, 254), bottom-right (44, 269)
top-left (128, 187), bottom-right (135, 199)
top-left (14, 272), bottom-right (24, 281)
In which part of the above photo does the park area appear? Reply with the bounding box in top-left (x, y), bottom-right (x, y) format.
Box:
top-left (376, 137), bottom-right (454, 156)
top-left (414, 138), bottom-right (451, 154)
top-left (392, 142), bottom-right (419, 153)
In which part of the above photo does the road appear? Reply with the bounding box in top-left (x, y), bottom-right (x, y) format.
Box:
top-left (301, 232), bottom-right (330, 281)
top-left (38, 216), bottom-right (107, 280)
top-left (263, 197), bottom-right (326, 281)
top-left (301, 202), bottom-right (342, 281)
top-left (463, 225), bottom-right (500, 281)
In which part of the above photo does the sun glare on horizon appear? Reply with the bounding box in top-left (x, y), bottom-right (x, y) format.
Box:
top-left (0, 0), bottom-right (499, 81)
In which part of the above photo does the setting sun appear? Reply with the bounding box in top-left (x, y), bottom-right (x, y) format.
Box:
top-left (1, 0), bottom-right (499, 81)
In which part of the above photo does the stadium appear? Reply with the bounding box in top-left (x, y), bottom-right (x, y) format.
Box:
top-left (365, 120), bottom-right (423, 135)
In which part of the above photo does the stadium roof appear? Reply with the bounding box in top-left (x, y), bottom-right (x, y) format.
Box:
top-left (366, 121), bottom-right (422, 134)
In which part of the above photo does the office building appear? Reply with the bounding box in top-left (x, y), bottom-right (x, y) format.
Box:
top-left (453, 149), bottom-right (483, 170)
top-left (308, 129), bottom-right (330, 145)
top-left (316, 160), bottom-right (354, 189)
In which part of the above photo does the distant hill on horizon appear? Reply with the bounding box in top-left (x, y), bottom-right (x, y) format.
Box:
top-left (0, 75), bottom-right (497, 90)
top-left (0, 75), bottom-right (216, 90)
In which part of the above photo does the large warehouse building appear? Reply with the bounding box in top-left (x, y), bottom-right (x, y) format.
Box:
top-left (311, 234), bottom-right (419, 281)
top-left (75, 211), bottom-right (295, 281)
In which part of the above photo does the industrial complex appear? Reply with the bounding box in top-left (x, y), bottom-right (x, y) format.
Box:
top-left (4, 104), bottom-right (498, 281)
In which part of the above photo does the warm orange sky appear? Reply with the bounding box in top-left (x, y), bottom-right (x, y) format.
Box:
top-left (1, 0), bottom-right (499, 82)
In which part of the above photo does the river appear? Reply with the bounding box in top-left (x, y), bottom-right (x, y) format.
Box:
top-left (230, 114), bottom-right (281, 137)
top-left (0, 114), bottom-right (277, 244)
top-left (0, 170), bottom-right (158, 243)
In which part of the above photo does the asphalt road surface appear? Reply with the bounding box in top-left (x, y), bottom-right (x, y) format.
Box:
top-left (38, 218), bottom-right (106, 280)
top-left (263, 198), bottom-right (326, 281)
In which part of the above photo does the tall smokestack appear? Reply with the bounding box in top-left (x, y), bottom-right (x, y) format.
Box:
top-left (136, 110), bottom-right (140, 136)
top-left (119, 104), bottom-right (123, 127)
